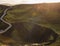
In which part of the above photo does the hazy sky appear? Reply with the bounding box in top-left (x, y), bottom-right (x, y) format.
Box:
top-left (0, 0), bottom-right (60, 5)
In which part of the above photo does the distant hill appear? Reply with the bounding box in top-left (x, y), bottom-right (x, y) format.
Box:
top-left (6, 3), bottom-right (60, 24)
top-left (0, 3), bottom-right (60, 29)
top-left (0, 5), bottom-right (9, 9)
top-left (0, 5), bottom-right (9, 14)
top-left (3, 3), bottom-right (60, 32)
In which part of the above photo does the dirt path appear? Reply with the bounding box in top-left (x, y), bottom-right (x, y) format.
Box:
top-left (0, 7), bottom-right (12, 34)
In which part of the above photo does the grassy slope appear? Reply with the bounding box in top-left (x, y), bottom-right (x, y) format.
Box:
top-left (0, 3), bottom-right (60, 46)
top-left (6, 3), bottom-right (60, 32)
